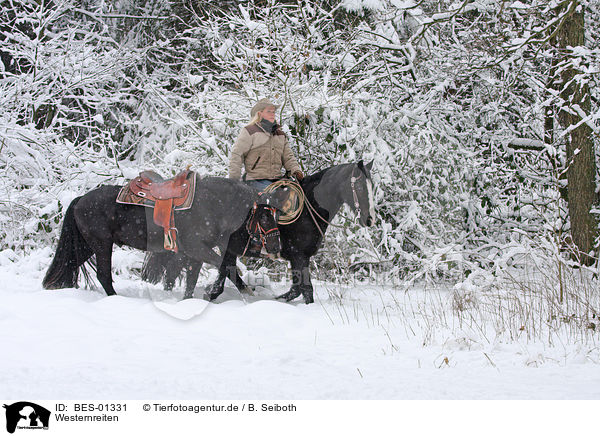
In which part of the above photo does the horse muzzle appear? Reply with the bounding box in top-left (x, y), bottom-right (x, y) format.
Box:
top-left (360, 214), bottom-right (375, 227)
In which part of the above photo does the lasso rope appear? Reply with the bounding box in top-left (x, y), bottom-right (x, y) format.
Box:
top-left (264, 177), bottom-right (356, 232)
top-left (262, 179), bottom-right (304, 225)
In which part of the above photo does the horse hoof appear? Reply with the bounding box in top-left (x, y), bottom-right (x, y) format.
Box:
top-left (240, 286), bottom-right (255, 296)
top-left (303, 294), bottom-right (314, 304)
top-left (276, 290), bottom-right (301, 302)
top-left (204, 291), bottom-right (221, 302)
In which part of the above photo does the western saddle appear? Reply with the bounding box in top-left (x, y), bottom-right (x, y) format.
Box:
top-left (128, 168), bottom-right (193, 252)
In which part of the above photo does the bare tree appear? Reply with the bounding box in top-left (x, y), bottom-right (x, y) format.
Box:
top-left (553, 0), bottom-right (598, 265)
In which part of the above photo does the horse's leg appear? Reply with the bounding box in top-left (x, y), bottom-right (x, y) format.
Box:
top-left (300, 271), bottom-right (315, 304)
top-left (233, 266), bottom-right (253, 295)
top-left (163, 253), bottom-right (184, 292)
top-left (206, 251), bottom-right (236, 301)
top-left (183, 259), bottom-right (202, 299)
top-left (224, 254), bottom-right (253, 296)
top-left (179, 243), bottom-right (222, 300)
top-left (206, 273), bottom-right (226, 302)
top-left (94, 242), bottom-right (116, 296)
top-left (276, 255), bottom-right (313, 304)
top-left (77, 220), bottom-right (116, 296)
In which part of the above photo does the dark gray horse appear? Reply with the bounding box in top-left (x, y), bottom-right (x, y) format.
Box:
top-left (43, 177), bottom-right (287, 296)
top-left (143, 161), bottom-right (376, 304)
top-left (211, 161), bottom-right (376, 303)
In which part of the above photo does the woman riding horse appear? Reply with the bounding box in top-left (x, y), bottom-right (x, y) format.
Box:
top-left (229, 98), bottom-right (304, 191)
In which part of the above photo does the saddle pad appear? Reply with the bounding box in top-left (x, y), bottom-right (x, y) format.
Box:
top-left (116, 171), bottom-right (196, 210)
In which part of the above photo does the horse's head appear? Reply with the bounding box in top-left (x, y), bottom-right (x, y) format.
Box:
top-left (347, 160), bottom-right (376, 227)
top-left (250, 185), bottom-right (299, 254)
top-left (247, 204), bottom-right (281, 255)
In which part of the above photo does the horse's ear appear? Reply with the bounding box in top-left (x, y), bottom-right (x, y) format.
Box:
top-left (366, 160), bottom-right (374, 171)
top-left (357, 160), bottom-right (364, 169)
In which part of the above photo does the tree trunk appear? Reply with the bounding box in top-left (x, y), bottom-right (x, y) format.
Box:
top-left (555, 1), bottom-right (598, 265)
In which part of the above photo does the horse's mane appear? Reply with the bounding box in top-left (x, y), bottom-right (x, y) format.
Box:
top-left (301, 164), bottom-right (351, 192)
top-left (299, 167), bottom-right (328, 194)
top-left (300, 163), bottom-right (356, 194)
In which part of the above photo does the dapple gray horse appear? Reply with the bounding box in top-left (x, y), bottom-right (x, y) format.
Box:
top-left (43, 177), bottom-right (287, 296)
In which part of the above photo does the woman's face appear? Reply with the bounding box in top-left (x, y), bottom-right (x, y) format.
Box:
top-left (259, 105), bottom-right (276, 123)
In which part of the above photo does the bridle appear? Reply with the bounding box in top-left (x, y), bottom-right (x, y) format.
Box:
top-left (304, 166), bottom-right (367, 237)
top-left (350, 166), bottom-right (363, 218)
top-left (242, 203), bottom-right (280, 256)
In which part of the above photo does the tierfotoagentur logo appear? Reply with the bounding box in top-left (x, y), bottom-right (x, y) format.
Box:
top-left (3, 402), bottom-right (50, 434)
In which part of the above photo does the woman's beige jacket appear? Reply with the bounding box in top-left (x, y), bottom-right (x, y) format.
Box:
top-left (228, 124), bottom-right (301, 181)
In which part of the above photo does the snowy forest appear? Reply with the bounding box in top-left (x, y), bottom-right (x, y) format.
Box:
top-left (1, 0), bottom-right (600, 348)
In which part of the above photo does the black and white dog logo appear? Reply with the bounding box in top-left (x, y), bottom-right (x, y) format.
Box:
top-left (3, 402), bottom-right (50, 433)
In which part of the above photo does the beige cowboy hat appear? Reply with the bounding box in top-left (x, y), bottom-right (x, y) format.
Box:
top-left (251, 98), bottom-right (278, 117)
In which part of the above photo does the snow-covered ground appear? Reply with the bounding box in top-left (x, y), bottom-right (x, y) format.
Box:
top-left (1, 247), bottom-right (599, 400)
